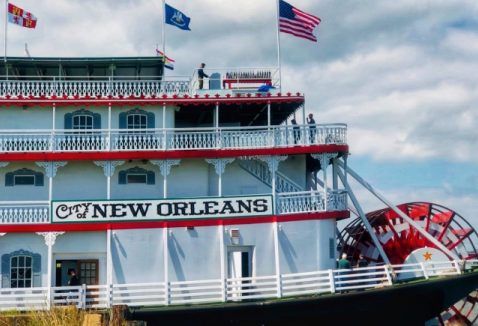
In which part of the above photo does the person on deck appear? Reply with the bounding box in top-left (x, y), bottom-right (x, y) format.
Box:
top-left (68, 268), bottom-right (80, 286)
top-left (306, 113), bottom-right (316, 143)
top-left (291, 118), bottom-right (300, 145)
top-left (198, 63), bottom-right (209, 90)
top-left (338, 252), bottom-right (351, 270)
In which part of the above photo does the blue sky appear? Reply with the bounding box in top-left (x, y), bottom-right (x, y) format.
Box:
top-left (5, 0), bottom-right (478, 227)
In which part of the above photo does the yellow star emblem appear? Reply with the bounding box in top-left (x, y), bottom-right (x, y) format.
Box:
top-left (423, 251), bottom-right (432, 261)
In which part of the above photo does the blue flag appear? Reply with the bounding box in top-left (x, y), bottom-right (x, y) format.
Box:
top-left (165, 3), bottom-right (191, 31)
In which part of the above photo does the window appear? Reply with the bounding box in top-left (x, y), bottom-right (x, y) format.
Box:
top-left (118, 166), bottom-right (155, 185)
top-left (73, 114), bottom-right (94, 130)
top-left (14, 175), bottom-right (35, 186)
top-left (10, 255), bottom-right (33, 288)
top-left (329, 238), bottom-right (336, 259)
top-left (64, 109), bottom-right (101, 131)
top-left (127, 114), bottom-right (147, 129)
top-left (119, 109), bottom-right (155, 130)
top-left (5, 168), bottom-right (44, 187)
top-left (1, 250), bottom-right (41, 288)
top-left (127, 174), bottom-right (147, 184)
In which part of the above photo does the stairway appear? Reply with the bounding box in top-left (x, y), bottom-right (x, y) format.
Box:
top-left (238, 159), bottom-right (303, 193)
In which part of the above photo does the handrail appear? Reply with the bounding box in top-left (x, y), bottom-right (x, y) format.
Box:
top-left (0, 259), bottom-right (468, 311)
top-left (0, 123), bottom-right (347, 133)
top-left (0, 124), bottom-right (348, 153)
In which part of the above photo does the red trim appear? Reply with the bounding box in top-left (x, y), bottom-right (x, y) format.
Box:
top-left (0, 94), bottom-right (304, 107)
top-left (0, 145), bottom-right (349, 161)
top-left (0, 211), bottom-right (349, 233)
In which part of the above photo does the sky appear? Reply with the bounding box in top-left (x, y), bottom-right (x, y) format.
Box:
top-left (5, 0), bottom-right (478, 228)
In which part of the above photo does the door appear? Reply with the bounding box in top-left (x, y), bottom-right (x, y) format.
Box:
top-left (228, 246), bottom-right (253, 300)
top-left (55, 259), bottom-right (99, 286)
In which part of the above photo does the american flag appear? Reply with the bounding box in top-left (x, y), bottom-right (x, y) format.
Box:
top-left (279, 0), bottom-right (321, 42)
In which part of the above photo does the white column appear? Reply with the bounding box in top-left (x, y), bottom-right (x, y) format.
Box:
top-left (205, 158), bottom-right (235, 197)
top-left (267, 102), bottom-right (271, 128)
top-left (311, 153), bottom-right (338, 211)
top-left (151, 160), bottom-right (181, 198)
top-left (162, 103), bottom-right (166, 129)
top-left (215, 102), bottom-right (219, 129)
top-left (35, 162), bottom-right (68, 203)
top-left (51, 104), bottom-right (56, 151)
top-left (162, 103), bottom-right (167, 149)
top-left (332, 158), bottom-right (338, 191)
top-left (273, 222), bottom-right (281, 298)
top-left (219, 224), bottom-right (226, 302)
top-left (163, 227), bottom-right (170, 305)
top-left (94, 161), bottom-right (125, 199)
top-left (36, 232), bottom-right (64, 308)
top-left (108, 102), bottom-right (112, 150)
top-left (107, 230), bottom-right (113, 286)
top-left (257, 156), bottom-right (287, 210)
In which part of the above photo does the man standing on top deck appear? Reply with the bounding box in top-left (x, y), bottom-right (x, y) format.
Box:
top-left (198, 63), bottom-right (209, 90)
top-left (307, 113), bottom-right (316, 143)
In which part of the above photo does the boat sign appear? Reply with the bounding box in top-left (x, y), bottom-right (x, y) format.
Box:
top-left (51, 195), bottom-right (273, 223)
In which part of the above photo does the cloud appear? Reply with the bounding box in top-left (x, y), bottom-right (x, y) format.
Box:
top-left (5, 0), bottom-right (477, 229)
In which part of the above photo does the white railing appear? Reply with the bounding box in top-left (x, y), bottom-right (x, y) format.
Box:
top-left (112, 282), bottom-right (166, 307)
top-left (0, 124), bottom-right (347, 153)
top-left (0, 260), bottom-right (470, 311)
top-left (190, 67), bottom-right (280, 91)
top-left (0, 76), bottom-right (191, 98)
top-left (277, 190), bottom-right (348, 214)
top-left (0, 67), bottom-right (286, 99)
top-left (0, 201), bottom-right (49, 224)
top-left (0, 287), bottom-right (49, 311)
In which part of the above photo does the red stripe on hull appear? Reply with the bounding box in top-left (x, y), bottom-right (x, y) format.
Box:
top-left (0, 210), bottom-right (350, 233)
top-left (0, 145), bottom-right (349, 161)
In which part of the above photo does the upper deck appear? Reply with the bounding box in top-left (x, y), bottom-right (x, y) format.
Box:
top-left (0, 56), bottom-right (282, 100)
top-left (0, 57), bottom-right (348, 160)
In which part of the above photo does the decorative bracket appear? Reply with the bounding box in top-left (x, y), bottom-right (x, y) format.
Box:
top-left (36, 232), bottom-right (65, 247)
top-left (94, 161), bottom-right (125, 177)
top-left (257, 155), bottom-right (287, 173)
top-left (311, 153), bottom-right (338, 171)
top-left (35, 161), bottom-right (68, 178)
top-left (205, 158), bottom-right (235, 175)
top-left (151, 159), bottom-right (181, 177)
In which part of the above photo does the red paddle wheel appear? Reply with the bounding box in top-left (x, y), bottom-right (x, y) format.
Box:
top-left (339, 202), bottom-right (478, 324)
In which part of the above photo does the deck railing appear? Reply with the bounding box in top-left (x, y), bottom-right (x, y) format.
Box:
top-left (0, 191), bottom-right (347, 225)
top-left (0, 260), bottom-right (472, 311)
top-left (0, 124), bottom-right (347, 153)
top-left (0, 76), bottom-right (191, 98)
top-left (0, 68), bottom-right (282, 99)
top-left (0, 201), bottom-right (50, 224)
top-left (190, 67), bottom-right (280, 91)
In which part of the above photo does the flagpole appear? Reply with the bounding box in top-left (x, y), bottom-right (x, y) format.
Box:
top-left (4, 0), bottom-right (8, 62)
top-left (161, 0), bottom-right (166, 74)
top-left (275, 0), bottom-right (282, 92)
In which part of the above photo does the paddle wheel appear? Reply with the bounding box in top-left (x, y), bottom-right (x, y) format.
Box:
top-left (339, 202), bottom-right (478, 325)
